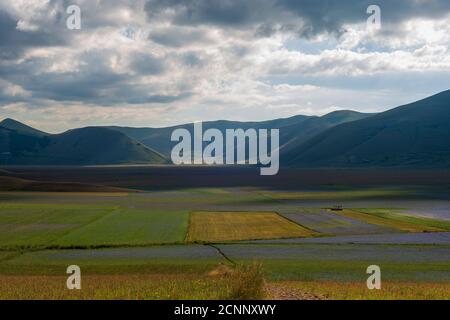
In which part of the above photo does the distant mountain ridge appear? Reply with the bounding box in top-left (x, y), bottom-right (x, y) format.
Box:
top-left (1, 90), bottom-right (450, 168)
top-left (108, 111), bottom-right (373, 158)
top-left (287, 90), bottom-right (450, 167)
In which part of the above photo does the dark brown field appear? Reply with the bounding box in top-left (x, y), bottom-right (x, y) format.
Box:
top-left (2, 166), bottom-right (450, 190)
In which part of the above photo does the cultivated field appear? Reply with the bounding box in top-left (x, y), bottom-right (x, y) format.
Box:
top-left (0, 167), bottom-right (449, 300)
top-left (187, 211), bottom-right (315, 242)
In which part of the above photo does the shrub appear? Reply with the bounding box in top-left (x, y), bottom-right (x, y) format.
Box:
top-left (227, 262), bottom-right (266, 300)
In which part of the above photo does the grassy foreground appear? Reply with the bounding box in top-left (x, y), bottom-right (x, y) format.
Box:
top-left (0, 263), bottom-right (265, 300)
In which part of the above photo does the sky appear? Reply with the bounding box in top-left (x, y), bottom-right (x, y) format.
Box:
top-left (1, 0), bottom-right (450, 133)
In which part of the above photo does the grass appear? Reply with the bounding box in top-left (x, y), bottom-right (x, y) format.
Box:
top-left (0, 203), bottom-right (115, 248)
top-left (0, 262), bottom-right (267, 300)
top-left (54, 208), bottom-right (189, 247)
top-left (258, 259), bottom-right (450, 282)
top-left (227, 262), bottom-right (266, 300)
top-left (354, 208), bottom-right (450, 231)
top-left (281, 280), bottom-right (450, 300)
top-left (0, 274), bottom-right (231, 300)
top-left (332, 209), bottom-right (443, 233)
top-left (187, 211), bottom-right (316, 242)
top-left (0, 192), bottom-right (129, 197)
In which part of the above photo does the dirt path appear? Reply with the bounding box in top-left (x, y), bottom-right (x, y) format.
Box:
top-left (266, 283), bottom-right (326, 300)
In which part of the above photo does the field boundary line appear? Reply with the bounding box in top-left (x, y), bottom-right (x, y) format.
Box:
top-left (45, 206), bottom-right (122, 246)
top-left (0, 250), bottom-right (26, 264)
top-left (274, 211), bottom-right (321, 235)
top-left (184, 211), bottom-right (193, 243)
top-left (207, 244), bottom-right (236, 265)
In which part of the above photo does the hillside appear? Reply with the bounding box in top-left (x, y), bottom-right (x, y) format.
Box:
top-left (0, 118), bottom-right (48, 137)
top-left (0, 121), bottom-right (167, 165)
top-left (287, 90), bottom-right (450, 167)
top-left (280, 111), bottom-right (374, 157)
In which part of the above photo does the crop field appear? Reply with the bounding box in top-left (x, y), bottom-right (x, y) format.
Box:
top-left (0, 177), bottom-right (449, 300)
top-left (186, 211), bottom-right (316, 242)
top-left (353, 208), bottom-right (450, 230)
top-left (54, 208), bottom-right (189, 247)
top-left (282, 209), bottom-right (394, 235)
top-left (332, 209), bottom-right (444, 233)
top-left (259, 188), bottom-right (411, 201)
top-left (0, 203), bottom-right (115, 248)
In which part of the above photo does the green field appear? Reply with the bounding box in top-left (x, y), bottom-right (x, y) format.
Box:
top-left (0, 187), bottom-right (448, 300)
top-left (332, 209), bottom-right (443, 233)
top-left (0, 203), bottom-right (115, 248)
top-left (354, 208), bottom-right (450, 231)
top-left (260, 188), bottom-right (410, 200)
top-left (55, 209), bottom-right (189, 247)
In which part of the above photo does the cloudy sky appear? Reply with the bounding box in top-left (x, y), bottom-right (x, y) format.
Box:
top-left (1, 0), bottom-right (450, 133)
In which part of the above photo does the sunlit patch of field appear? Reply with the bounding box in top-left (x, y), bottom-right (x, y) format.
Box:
top-left (277, 280), bottom-right (450, 300)
top-left (354, 208), bottom-right (450, 231)
top-left (334, 209), bottom-right (444, 233)
top-left (0, 192), bottom-right (129, 197)
top-left (260, 189), bottom-right (410, 201)
top-left (188, 188), bottom-right (232, 195)
top-left (187, 211), bottom-right (316, 242)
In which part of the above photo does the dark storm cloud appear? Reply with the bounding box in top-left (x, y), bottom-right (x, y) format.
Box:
top-left (277, 0), bottom-right (450, 37)
top-left (0, 9), bottom-right (66, 57)
top-left (178, 52), bottom-right (205, 67)
top-left (130, 53), bottom-right (166, 75)
top-left (0, 50), bottom-right (189, 106)
top-left (149, 27), bottom-right (212, 48)
top-left (145, 0), bottom-right (450, 37)
top-left (145, 0), bottom-right (271, 27)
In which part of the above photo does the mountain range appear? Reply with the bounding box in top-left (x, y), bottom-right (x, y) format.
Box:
top-left (0, 119), bottom-right (166, 165)
top-left (1, 90), bottom-right (449, 168)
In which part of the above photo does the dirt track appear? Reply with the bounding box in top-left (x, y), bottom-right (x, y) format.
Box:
top-left (266, 283), bottom-right (326, 300)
